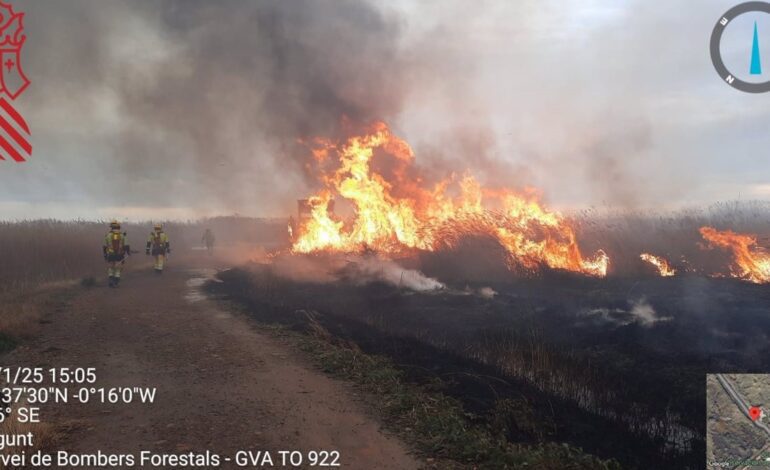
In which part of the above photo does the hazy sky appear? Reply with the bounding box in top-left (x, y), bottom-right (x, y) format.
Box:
top-left (1, 0), bottom-right (769, 220)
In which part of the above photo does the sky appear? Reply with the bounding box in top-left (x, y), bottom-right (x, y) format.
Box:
top-left (0, 0), bottom-right (769, 220)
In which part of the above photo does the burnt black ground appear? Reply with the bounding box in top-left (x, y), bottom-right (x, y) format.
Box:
top-left (210, 262), bottom-right (770, 469)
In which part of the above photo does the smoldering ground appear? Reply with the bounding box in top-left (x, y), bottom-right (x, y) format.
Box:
top-left (218, 238), bottom-right (770, 470)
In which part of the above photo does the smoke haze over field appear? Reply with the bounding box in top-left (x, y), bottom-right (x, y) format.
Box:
top-left (1, 0), bottom-right (770, 220)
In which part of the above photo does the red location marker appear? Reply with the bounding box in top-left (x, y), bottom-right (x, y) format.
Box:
top-left (749, 406), bottom-right (762, 421)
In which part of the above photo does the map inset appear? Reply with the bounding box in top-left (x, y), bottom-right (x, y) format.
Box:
top-left (708, 374), bottom-right (770, 468)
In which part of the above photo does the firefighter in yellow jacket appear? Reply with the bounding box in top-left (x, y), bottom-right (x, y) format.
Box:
top-left (146, 223), bottom-right (171, 273)
top-left (103, 220), bottom-right (131, 288)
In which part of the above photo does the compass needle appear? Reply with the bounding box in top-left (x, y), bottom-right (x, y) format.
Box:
top-left (751, 21), bottom-right (762, 75)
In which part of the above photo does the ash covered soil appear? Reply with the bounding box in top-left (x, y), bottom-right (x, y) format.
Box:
top-left (1, 252), bottom-right (419, 469)
top-left (212, 251), bottom-right (770, 470)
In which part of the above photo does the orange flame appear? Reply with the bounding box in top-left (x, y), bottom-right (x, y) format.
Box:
top-left (292, 122), bottom-right (608, 277)
top-left (640, 253), bottom-right (676, 277)
top-left (699, 226), bottom-right (770, 284)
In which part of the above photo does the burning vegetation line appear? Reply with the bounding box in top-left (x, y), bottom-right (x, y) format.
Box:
top-left (700, 226), bottom-right (770, 284)
top-left (639, 253), bottom-right (676, 277)
top-left (291, 121), bottom-right (608, 277)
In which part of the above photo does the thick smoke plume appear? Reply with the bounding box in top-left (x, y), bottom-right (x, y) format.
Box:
top-left (4, 0), bottom-right (768, 220)
top-left (12, 0), bottom-right (421, 216)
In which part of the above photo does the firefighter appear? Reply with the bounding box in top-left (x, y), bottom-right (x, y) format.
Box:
top-left (202, 228), bottom-right (215, 255)
top-left (288, 216), bottom-right (296, 242)
top-left (103, 220), bottom-right (131, 288)
top-left (146, 223), bottom-right (171, 273)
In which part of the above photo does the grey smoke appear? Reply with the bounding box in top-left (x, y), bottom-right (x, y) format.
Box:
top-left (2, 0), bottom-right (770, 220)
top-left (7, 0), bottom-right (417, 216)
top-left (341, 256), bottom-right (445, 292)
top-left (267, 252), bottom-right (444, 291)
top-left (582, 297), bottom-right (672, 328)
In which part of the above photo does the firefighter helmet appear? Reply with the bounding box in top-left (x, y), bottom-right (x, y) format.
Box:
top-left (153, 223), bottom-right (162, 231)
top-left (110, 219), bottom-right (120, 229)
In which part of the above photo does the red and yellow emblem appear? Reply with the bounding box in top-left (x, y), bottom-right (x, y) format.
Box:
top-left (0, 1), bottom-right (30, 162)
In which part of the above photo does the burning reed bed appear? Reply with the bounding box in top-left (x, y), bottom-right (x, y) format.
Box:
top-left (214, 197), bottom-right (770, 470)
top-left (570, 200), bottom-right (770, 277)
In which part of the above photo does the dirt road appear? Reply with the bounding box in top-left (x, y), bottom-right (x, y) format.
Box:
top-left (2, 252), bottom-right (419, 469)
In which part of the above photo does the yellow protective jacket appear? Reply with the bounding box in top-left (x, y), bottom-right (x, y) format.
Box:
top-left (103, 230), bottom-right (130, 256)
top-left (146, 231), bottom-right (170, 254)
